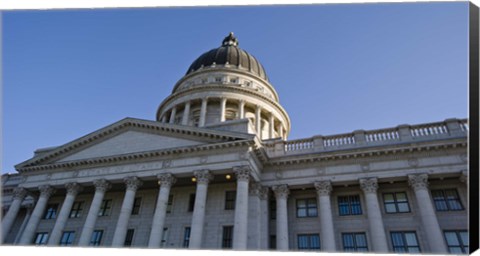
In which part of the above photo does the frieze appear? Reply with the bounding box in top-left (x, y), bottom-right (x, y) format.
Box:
top-left (460, 170), bottom-right (467, 183)
top-left (408, 158), bottom-right (419, 167)
top-left (360, 163), bottom-right (370, 172)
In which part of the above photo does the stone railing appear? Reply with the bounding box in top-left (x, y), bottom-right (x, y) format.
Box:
top-left (269, 118), bottom-right (468, 156)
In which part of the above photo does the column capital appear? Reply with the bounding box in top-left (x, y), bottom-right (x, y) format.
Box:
top-left (93, 179), bottom-right (111, 192)
top-left (314, 180), bottom-right (332, 196)
top-left (239, 99), bottom-right (246, 105)
top-left (38, 185), bottom-right (56, 198)
top-left (408, 174), bottom-right (429, 191)
top-left (259, 186), bottom-right (269, 200)
top-left (359, 177), bottom-right (378, 194)
top-left (12, 187), bottom-right (28, 200)
top-left (249, 182), bottom-right (261, 196)
top-left (124, 176), bottom-right (143, 191)
top-left (234, 165), bottom-right (251, 182)
top-left (194, 170), bottom-right (213, 184)
top-left (157, 173), bottom-right (177, 188)
top-left (272, 184), bottom-right (289, 199)
top-left (65, 182), bottom-right (83, 196)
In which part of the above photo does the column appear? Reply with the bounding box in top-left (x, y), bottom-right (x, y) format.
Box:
top-left (314, 181), bottom-right (336, 252)
top-left (199, 98), bottom-right (208, 127)
top-left (78, 179), bottom-right (111, 246)
top-left (408, 174), bottom-right (448, 253)
top-left (182, 101), bottom-right (191, 125)
top-left (359, 178), bottom-right (388, 252)
top-left (14, 204), bottom-right (33, 244)
top-left (2, 187), bottom-right (27, 242)
top-left (233, 166), bottom-right (250, 249)
top-left (259, 186), bottom-right (270, 250)
top-left (148, 173), bottom-right (177, 248)
top-left (169, 107), bottom-right (177, 124)
top-left (161, 115), bottom-right (167, 123)
top-left (189, 170), bottom-right (213, 249)
top-left (277, 124), bottom-right (284, 139)
top-left (48, 183), bottom-right (83, 245)
top-left (247, 182), bottom-right (261, 249)
top-left (220, 97), bottom-right (227, 122)
top-left (272, 184), bottom-right (289, 251)
top-left (239, 100), bottom-right (245, 119)
top-left (111, 177), bottom-right (143, 247)
top-left (255, 105), bottom-right (262, 135)
top-left (19, 185), bottom-right (56, 245)
top-left (269, 113), bottom-right (275, 139)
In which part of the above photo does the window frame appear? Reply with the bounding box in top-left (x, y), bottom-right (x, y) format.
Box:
top-left (98, 199), bottom-right (112, 216)
top-left (225, 191), bottom-right (236, 210)
top-left (297, 233), bottom-right (321, 250)
top-left (342, 232), bottom-right (368, 252)
top-left (183, 227), bottom-right (191, 248)
top-left (383, 192), bottom-right (411, 213)
top-left (124, 229), bottom-right (135, 247)
top-left (390, 231), bottom-right (421, 253)
top-left (69, 201), bottom-right (84, 218)
top-left (337, 195), bottom-right (362, 216)
top-left (188, 193), bottom-right (196, 212)
top-left (34, 232), bottom-right (49, 245)
top-left (44, 203), bottom-right (59, 219)
top-left (89, 230), bottom-right (103, 246)
top-left (131, 197), bottom-right (142, 215)
top-left (222, 226), bottom-right (234, 249)
top-left (166, 194), bottom-right (174, 214)
top-left (431, 189), bottom-right (464, 211)
top-left (59, 231), bottom-right (75, 246)
top-left (444, 230), bottom-right (469, 254)
top-left (296, 198), bottom-right (318, 218)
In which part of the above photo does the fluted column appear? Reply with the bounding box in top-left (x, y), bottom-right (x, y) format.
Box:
top-left (272, 184), bottom-right (289, 251)
top-left (233, 166), bottom-right (250, 249)
top-left (78, 179), bottom-right (111, 246)
top-left (111, 177), bottom-right (143, 247)
top-left (269, 113), bottom-right (275, 139)
top-left (199, 98), bottom-right (208, 127)
top-left (19, 185), bottom-right (56, 245)
top-left (255, 105), bottom-right (262, 135)
top-left (189, 170), bottom-right (213, 249)
top-left (259, 186), bottom-right (269, 250)
top-left (314, 181), bottom-right (336, 251)
top-left (220, 97), bottom-right (227, 122)
top-left (2, 187), bottom-right (27, 242)
top-left (169, 107), bottom-right (177, 124)
top-left (239, 100), bottom-right (245, 119)
top-left (48, 183), bottom-right (83, 245)
top-left (182, 102), bottom-right (191, 125)
top-left (359, 178), bottom-right (388, 252)
top-left (408, 174), bottom-right (448, 253)
top-left (148, 173), bottom-right (177, 248)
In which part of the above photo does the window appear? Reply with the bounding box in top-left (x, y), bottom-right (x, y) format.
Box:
top-left (222, 226), bottom-right (234, 249)
top-left (229, 77), bottom-right (238, 83)
top-left (124, 229), bottom-right (134, 246)
top-left (269, 198), bottom-right (276, 220)
top-left (383, 192), bottom-right (410, 213)
top-left (444, 231), bottom-right (468, 254)
top-left (166, 194), bottom-right (174, 214)
top-left (201, 78), bottom-right (207, 84)
top-left (269, 235), bottom-right (276, 249)
top-left (390, 231), bottom-right (420, 253)
top-left (44, 203), bottom-right (59, 219)
top-left (225, 191), bottom-right (236, 210)
top-left (59, 231), bottom-right (75, 246)
top-left (98, 199), bottom-right (112, 216)
top-left (161, 227), bottom-right (169, 247)
top-left (297, 234), bottom-right (320, 250)
top-left (225, 110), bottom-right (237, 121)
top-left (90, 230), bottom-right (103, 246)
top-left (183, 227), bottom-right (191, 248)
top-left (188, 194), bottom-right (196, 212)
top-left (338, 195), bottom-right (362, 216)
top-left (131, 197), bottom-right (141, 215)
top-left (342, 233), bottom-right (368, 252)
top-left (431, 189), bottom-right (464, 211)
top-left (69, 201), bottom-right (84, 218)
top-left (34, 232), bottom-right (49, 245)
top-left (296, 198), bottom-right (318, 217)
top-left (215, 77), bottom-right (223, 83)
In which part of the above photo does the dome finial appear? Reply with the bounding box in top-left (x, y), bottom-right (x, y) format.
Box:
top-left (222, 32), bottom-right (238, 46)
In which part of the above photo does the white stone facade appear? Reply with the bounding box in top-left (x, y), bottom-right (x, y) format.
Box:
top-left (1, 33), bottom-right (468, 254)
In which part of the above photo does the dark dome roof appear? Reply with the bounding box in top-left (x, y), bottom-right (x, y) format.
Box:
top-left (186, 33), bottom-right (268, 81)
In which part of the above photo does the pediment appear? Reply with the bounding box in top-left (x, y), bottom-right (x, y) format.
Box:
top-left (16, 118), bottom-right (254, 171)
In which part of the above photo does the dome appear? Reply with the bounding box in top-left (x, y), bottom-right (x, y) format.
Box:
top-left (186, 32), bottom-right (268, 81)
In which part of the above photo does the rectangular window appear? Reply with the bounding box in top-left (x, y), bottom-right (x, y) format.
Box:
top-left (383, 192), bottom-right (410, 213)
top-left (131, 197), bottom-right (142, 215)
top-left (431, 189), bottom-right (464, 211)
top-left (44, 203), bottom-right (59, 219)
top-left (444, 230), bottom-right (468, 254)
top-left (124, 229), bottom-right (134, 246)
top-left (225, 191), bottom-right (236, 210)
top-left (166, 194), bottom-right (174, 213)
top-left (222, 226), bottom-right (234, 249)
top-left (269, 198), bottom-right (276, 220)
top-left (98, 199), bottom-right (112, 216)
top-left (183, 227), bottom-right (191, 248)
top-left (161, 227), bottom-right (169, 247)
top-left (391, 231), bottom-right (421, 253)
top-left (188, 194), bottom-right (196, 212)
top-left (297, 234), bottom-right (321, 250)
top-left (342, 232), bottom-right (368, 252)
top-left (34, 232), bottom-right (49, 245)
top-left (296, 198), bottom-right (318, 217)
top-left (269, 235), bottom-right (276, 249)
top-left (89, 230), bottom-right (103, 246)
top-left (59, 231), bottom-right (75, 246)
top-left (69, 201), bottom-right (84, 218)
top-left (338, 195), bottom-right (362, 216)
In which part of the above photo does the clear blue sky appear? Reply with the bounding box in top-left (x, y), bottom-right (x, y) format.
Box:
top-left (2, 2), bottom-right (469, 173)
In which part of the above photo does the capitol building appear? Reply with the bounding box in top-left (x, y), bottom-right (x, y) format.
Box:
top-left (1, 33), bottom-right (469, 254)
